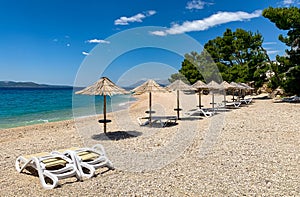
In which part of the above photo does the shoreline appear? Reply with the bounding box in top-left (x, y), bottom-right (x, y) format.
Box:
top-left (0, 96), bottom-right (138, 130)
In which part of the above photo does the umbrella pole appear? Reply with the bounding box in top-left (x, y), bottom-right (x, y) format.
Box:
top-left (212, 92), bottom-right (215, 110)
top-left (232, 89), bottom-right (235, 101)
top-left (177, 90), bottom-right (180, 119)
top-left (103, 94), bottom-right (107, 133)
top-left (149, 92), bottom-right (152, 123)
top-left (198, 89), bottom-right (202, 109)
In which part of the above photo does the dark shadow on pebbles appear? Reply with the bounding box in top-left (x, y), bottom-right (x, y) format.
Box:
top-left (179, 117), bottom-right (203, 121)
top-left (148, 122), bottom-right (179, 128)
top-left (92, 131), bottom-right (142, 141)
top-left (253, 97), bottom-right (271, 100)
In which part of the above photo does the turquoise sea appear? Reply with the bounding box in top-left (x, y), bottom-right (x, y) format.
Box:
top-left (0, 88), bottom-right (135, 129)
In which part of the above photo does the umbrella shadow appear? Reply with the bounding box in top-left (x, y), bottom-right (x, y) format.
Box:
top-left (92, 131), bottom-right (142, 141)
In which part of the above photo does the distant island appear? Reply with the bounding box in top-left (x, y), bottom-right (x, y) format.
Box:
top-left (0, 81), bottom-right (73, 89)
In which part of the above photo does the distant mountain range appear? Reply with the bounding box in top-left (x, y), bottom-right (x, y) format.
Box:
top-left (0, 80), bottom-right (170, 89)
top-left (0, 81), bottom-right (73, 88)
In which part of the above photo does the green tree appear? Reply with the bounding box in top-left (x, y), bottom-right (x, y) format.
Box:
top-left (172, 51), bottom-right (222, 84)
top-left (263, 7), bottom-right (300, 95)
top-left (204, 28), bottom-right (269, 87)
top-left (174, 29), bottom-right (269, 87)
top-left (179, 57), bottom-right (202, 84)
top-left (168, 72), bottom-right (190, 84)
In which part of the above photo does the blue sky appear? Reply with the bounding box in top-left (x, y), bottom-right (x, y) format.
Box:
top-left (0, 0), bottom-right (299, 86)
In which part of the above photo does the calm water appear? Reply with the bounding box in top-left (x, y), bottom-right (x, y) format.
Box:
top-left (0, 88), bottom-right (135, 129)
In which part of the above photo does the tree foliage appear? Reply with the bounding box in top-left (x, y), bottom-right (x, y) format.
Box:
top-left (170, 28), bottom-right (269, 87)
top-left (170, 7), bottom-right (300, 95)
top-left (179, 56), bottom-right (202, 84)
top-left (263, 7), bottom-right (300, 95)
top-left (168, 72), bottom-right (190, 84)
top-left (205, 28), bottom-right (269, 86)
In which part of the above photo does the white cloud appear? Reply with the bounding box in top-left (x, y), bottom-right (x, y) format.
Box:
top-left (150, 10), bottom-right (262, 36)
top-left (282, 0), bottom-right (300, 5)
top-left (114, 10), bottom-right (156, 25)
top-left (263, 42), bottom-right (277, 45)
top-left (283, 0), bottom-right (294, 5)
top-left (86, 39), bottom-right (110, 44)
top-left (82, 51), bottom-right (89, 56)
top-left (147, 10), bottom-right (157, 16)
top-left (267, 50), bottom-right (280, 55)
top-left (186, 0), bottom-right (213, 10)
top-left (66, 43), bottom-right (71, 47)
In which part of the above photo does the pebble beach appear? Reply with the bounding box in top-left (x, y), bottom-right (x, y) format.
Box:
top-left (0, 92), bottom-right (299, 196)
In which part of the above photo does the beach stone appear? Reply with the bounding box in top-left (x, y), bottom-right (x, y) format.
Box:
top-left (1, 95), bottom-right (300, 196)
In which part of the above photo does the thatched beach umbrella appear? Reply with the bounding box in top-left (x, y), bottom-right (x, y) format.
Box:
top-left (221, 81), bottom-right (236, 102)
top-left (238, 82), bottom-right (254, 90)
top-left (230, 82), bottom-right (246, 90)
top-left (192, 80), bottom-right (208, 109)
top-left (206, 80), bottom-right (222, 109)
top-left (230, 82), bottom-right (246, 101)
top-left (167, 80), bottom-right (196, 119)
top-left (75, 77), bottom-right (129, 133)
top-left (131, 79), bottom-right (167, 123)
top-left (238, 82), bottom-right (254, 98)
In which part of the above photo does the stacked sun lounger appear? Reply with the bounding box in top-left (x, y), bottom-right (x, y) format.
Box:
top-left (15, 144), bottom-right (114, 189)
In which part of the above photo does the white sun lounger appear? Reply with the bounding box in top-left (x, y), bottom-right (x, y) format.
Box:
top-left (15, 152), bottom-right (81, 189)
top-left (52, 144), bottom-right (114, 179)
top-left (218, 101), bottom-right (241, 109)
top-left (138, 116), bottom-right (178, 127)
top-left (185, 108), bottom-right (214, 117)
top-left (240, 98), bottom-right (252, 104)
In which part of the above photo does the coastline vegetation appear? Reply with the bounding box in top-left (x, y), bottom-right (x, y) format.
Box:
top-left (170, 7), bottom-right (300, 96)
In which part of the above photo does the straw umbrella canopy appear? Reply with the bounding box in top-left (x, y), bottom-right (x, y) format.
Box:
top-left (239, 82), bottom-right (254, 94)
top-left (167, 80), bottom-right (196, 119)
top-left (238, 82), bottom-right (254, 90)
top-left (75, 77), bottom-right (129, 133)
top-left (221, 81), bottom-right (236, 102)
top-left (221, 81), bottom-right (236, 90)
top-left (192, 80), bottom-right (208, 109)
top-left (131, 79), bottom-right (167, 123)
top-left (230, 82), bottom-right (246, 90)
top-left (230, 82), bottom-right (246, 100)
top-left (206, 80), bottom-right (222, 109)
top-left (238, 82), bottom-right (254, 97)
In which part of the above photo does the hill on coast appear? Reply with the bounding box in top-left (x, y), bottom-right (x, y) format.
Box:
top-left (0, 81), bottom-right (73, 88)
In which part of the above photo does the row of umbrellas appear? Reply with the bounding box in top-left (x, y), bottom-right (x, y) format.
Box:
top-left (76, 77), bottom-right (253, 133)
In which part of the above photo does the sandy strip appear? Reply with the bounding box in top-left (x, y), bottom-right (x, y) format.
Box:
top-left (0, 92), bottom-right (299, 196)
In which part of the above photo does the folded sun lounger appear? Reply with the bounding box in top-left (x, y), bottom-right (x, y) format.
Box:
top-left (52, 144), bottom-right (114, 179)
top-left (15, 152), bottom-right (81, 189)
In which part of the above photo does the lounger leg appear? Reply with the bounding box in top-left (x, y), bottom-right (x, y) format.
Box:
top-left (15, 156), bottom-right (31, 173)
top-left (92, 144), bottom-right (114, 170)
